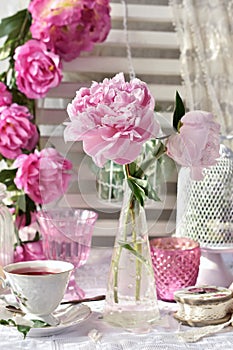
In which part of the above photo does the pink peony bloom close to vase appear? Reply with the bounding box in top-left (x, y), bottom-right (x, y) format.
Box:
top-left (14, 39), bottom-right (62, 99)
top-left (0, 82), bottom-right (12, 106)
top-left (166, 110), bottom-right (221, 180)
top-left (14, 240), bottom-right (46, 263)
top-left (64, 72), bottom-right (160, 167)
top-left (0, 103), bottom-right (39, 159)
top-left (14, 148), bottom-right (73, 204)
top-left (64, 72), bottom-right (162, 329)
top-left (28, 0), bottom-right (111, 61)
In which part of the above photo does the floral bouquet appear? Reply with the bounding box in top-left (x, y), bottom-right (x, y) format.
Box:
top-left (64, 72), bottom-right (221, 328)
top-left (0, 0), bottom-right (111, 262)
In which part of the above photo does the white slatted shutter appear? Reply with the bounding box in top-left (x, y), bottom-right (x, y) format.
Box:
top-left (36, 0), bottom-right (182, 245)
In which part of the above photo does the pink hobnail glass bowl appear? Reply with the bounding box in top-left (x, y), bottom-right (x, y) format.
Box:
top-left (150, 237), bottom-right (201, 301)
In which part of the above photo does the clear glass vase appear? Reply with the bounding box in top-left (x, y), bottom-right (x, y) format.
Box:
top-left (103, 180), bottom-right (160, 330)
top-left (0, 184), bottom-right (15, 266)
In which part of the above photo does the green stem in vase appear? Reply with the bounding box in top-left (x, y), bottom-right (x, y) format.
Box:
top-left (127, 164), bottom-right (143, 301)
top-left (135, 241), bottom-right (142, 301)
top-left (130, 201), bottom-right (142, 301)
top-left (112, 165), bottom-right (130, 303)
top-left (112, 246), bottom-right (121, 303)
top-left (113, 164), bottom-right (144, 303)
top-left (111, 146), bottom-right (164, 304)
top-left (112, 186), bottom-right (133, 303)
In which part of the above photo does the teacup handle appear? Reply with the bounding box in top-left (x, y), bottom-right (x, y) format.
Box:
top-left (0, 276), bottom-right (10, 290)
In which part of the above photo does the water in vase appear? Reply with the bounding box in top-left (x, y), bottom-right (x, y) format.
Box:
top-left (104, 238), bottom-right (160, 329)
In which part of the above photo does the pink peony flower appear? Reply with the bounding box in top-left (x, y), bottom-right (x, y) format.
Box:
top-left (14, 148), bottom-right (72, 204)
top-left (166, 111), bottom-right (221, 180)
top-left (28, 0), bottom-right (111, 61)
top-left (0, 82), bottom-right (12, 106)
top-left (0, 103), bottom-right (39, 159)
top-left (14, 240), bottom-right (46, 262)
top-left (64, 72), bottom-right (160, 167)
top-left (14, 39), bottom-right (62, 99)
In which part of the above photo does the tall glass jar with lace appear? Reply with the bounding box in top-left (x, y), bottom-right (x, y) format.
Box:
top-left (0, 184), bottom-right (15, 266)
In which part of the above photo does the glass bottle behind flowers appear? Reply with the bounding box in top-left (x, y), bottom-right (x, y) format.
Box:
top-left (64, 73), bottom-right (221, 329)
top-left (96, 160), bottom-right (124, 202)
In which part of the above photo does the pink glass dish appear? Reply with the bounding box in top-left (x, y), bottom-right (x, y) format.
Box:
top-left (37, 208), bottom-right (98, 299)
top-left (150, 237), bottom-right (201, 301)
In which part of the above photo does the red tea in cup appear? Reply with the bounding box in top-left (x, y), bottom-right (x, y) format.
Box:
top-left (10, 267), bottom-right (60, 275)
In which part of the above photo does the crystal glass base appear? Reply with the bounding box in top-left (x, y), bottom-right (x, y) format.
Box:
top-left (103, 298), bottom-right (160, 331)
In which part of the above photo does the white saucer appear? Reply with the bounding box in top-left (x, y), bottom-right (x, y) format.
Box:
top-left (0, 295), bottom-right (91, 337)
top-left (28, 303), bottom-right (92, 337)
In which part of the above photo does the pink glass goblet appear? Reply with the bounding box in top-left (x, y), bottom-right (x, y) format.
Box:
top-left (37, 208), bottom-right (98, 299)
top-left (150, 237), bottom-right (201, 302)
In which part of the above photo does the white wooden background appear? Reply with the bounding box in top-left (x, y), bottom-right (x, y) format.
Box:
top-left (36, 0), bottom-right (183, 246)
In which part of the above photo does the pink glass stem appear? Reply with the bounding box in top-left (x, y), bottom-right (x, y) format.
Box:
top-left (64, 271), bottom-right (85, 300)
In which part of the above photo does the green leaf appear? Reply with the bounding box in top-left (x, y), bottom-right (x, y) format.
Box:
top-left (32, 319), bottom-right (49, 328)
top-left (0, 319), bottom-right (10, 325)
top-left (0, 9), bottom-right (29, 38)
top-left (33, 231), bottom-right (40, 242)
top-left (135, 159), bottom-right (154, 178)
top-left (29, 231), bottom-right (40, 242)
top-left (119, 243), bottom-right (148, 264)
top-left (0, 9), bottom-right (32, 70)
top-left (0, 319), bottom-right (30, 338)
top-left (16, 325), bottom-right (31, 339)
top-left (15, 195), bottom-right (37, 226)
top-left (17, 195), bottom-right (26, 212)
top-left (128, 162), bottom-right (137, 176)
top-left (18, 320), bottom-right (49, 338)
top-left (134, 143), bottom-right (166, 179)
top-left (25, 195), bottom-right (37, 226)
top-left (0, 318), bottom-right (48, 338)
top-left (127, 175), bottom-right (161, 205)
top-left (152, 141), bottom-right (166, 159)
top-left (145, 139), bottom-right (155, 154)
top-left (131, 177), bottom-right (148, 189)
top-left (172, 91), bottom-right (185, 131)
top-left (0, 35), bottom-right (20, 60)
top-left (119, 242), bottom-right (153, 274)
top-left (0, 71), bottom-right (7, 83)
top-left (0, 41), bottom-right (12, 60)
top-left (7, 319), bottom-right (16, 326)
top-left (7, 184), bottom-right (18, 191)
top-left (16, 319), bottom-right (49, 338)
top-left (11, 88), bottom-right (35, 115)
top-left (0, 169), bottom-right (17, 190)
top-left (127, 178), bottom-right (145, 207)
top-left (144, 181), bottom-right (161, 202)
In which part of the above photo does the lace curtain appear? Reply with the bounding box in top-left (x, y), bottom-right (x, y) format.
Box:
top-left (170, 0), bottom-right (233, 149)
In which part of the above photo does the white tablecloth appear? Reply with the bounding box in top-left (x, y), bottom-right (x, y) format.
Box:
top-left (1, 248), bottom-right (233, 350)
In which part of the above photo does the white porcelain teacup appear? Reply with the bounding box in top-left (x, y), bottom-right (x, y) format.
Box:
top-left (0, 260), bottom-right (74, 325)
